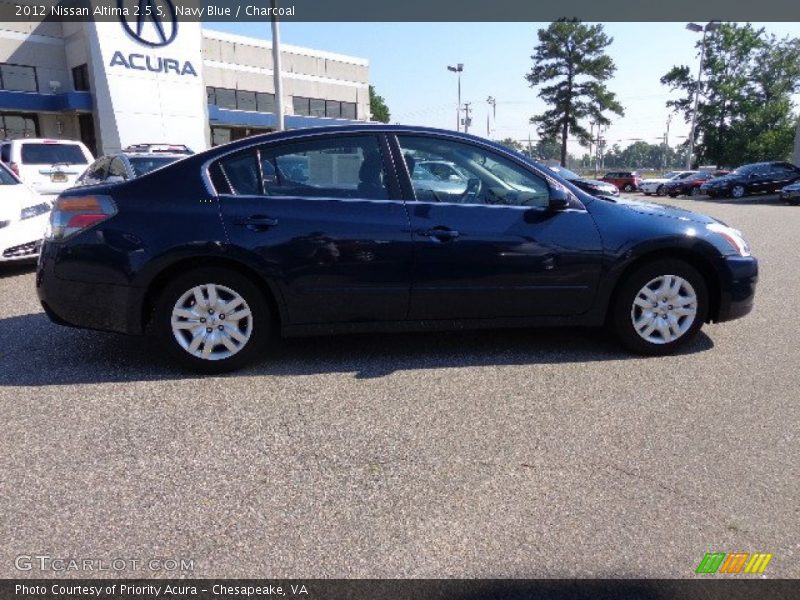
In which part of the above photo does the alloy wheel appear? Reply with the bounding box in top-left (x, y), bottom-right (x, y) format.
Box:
top-left (732, 185), bottom-right (745, 199)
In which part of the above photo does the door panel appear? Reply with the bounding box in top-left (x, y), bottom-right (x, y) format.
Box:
top-left (407, 202), bottom-right (603, 319)
top-left (215, 134), bottom-right (413, 325)
top-left (393, 134), bottom-right (604, 320)
top-left (219, 195), bottom-right (412, 324)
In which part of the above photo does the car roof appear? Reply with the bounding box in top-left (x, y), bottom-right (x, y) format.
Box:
top-left (4, 138), bottom-right (87, 145)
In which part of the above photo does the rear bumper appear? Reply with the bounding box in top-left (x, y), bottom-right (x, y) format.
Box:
top-left (36, 241), bottom-right (144, 334)
top-left (715, 255), bottom-right (758, 322)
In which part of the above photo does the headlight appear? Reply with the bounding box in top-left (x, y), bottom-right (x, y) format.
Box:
top-left (20, 202), bottom-right (51, 220)
top-left (707, 222), bottom-right (751, 257)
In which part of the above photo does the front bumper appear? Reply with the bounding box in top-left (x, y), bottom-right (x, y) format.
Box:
top-left (0, 213), bottom-right (48, 262)
top-left (780, 189), bottom-right (800, 202)
top-left (716, 255), bottom-right (758, 322)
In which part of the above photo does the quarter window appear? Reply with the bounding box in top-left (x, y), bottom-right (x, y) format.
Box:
top-left (397, 135), bottom-right (551, 207)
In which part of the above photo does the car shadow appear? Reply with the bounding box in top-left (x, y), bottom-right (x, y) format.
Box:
top-left (0, 260), bottom-right (37, 279)
top-left (0, 312), bottom-right (714, 386)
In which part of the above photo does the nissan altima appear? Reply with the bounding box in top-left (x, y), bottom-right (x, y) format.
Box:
top-left (37, 126), bottom-right (758, 373)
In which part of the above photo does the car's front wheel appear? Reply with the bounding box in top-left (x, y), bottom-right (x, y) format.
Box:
top-left (656, 185), bottom-right (665, 196)
top-left (152, 268), bottom-right (270, 373)
top-left (612, 260), bottom-right (708, 355)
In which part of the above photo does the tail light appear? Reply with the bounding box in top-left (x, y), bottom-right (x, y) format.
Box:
top-left (9, 162), bottom-right (19, 177)
top-left (46, 194), bottom-right (117, 241)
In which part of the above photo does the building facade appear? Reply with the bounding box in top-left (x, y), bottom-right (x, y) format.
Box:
top-left (0, 18), bottom-right (370, 156)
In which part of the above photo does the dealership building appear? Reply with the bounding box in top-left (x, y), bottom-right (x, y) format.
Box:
top-left (0, 17), bottom-right (370, 156)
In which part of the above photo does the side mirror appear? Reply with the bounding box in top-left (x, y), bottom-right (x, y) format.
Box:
top-left (548, 186), bottom-right (572, 211)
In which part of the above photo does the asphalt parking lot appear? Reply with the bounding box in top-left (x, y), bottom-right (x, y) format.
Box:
top-left (1, 193), bottom-right (798, 579)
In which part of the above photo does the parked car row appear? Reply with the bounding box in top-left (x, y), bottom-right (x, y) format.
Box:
top-left (589, 161), bottom-right (800, 203)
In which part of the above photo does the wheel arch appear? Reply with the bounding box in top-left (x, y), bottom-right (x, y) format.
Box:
top-left (604, 247), bottom-right (723, 325)
top-left (140, 256), bottom-right (285, 334)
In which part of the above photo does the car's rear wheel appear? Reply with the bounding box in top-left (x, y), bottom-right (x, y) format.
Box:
top-left (623, 183), bottom-right (635, 192)
top-left (612, 259), bottom-right (708, 355)
top-left (731, 184), bottom-right (746, 199)
top-left (152, 267), bottom-right (270, 373)
top-left (689, 186), bottom-right (700, 197)
top-left (656, 185), bottom-right (665, 196)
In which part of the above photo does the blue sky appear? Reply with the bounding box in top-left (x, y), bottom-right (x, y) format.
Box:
top-left (207, 22), bottom-right (800, 156)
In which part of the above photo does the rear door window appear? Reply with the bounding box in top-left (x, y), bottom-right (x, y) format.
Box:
top-left (20, 143), bottom-right (88, 165)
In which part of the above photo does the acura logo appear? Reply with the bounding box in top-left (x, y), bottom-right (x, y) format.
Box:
top-left (118, 0), bottom-right (178, 48)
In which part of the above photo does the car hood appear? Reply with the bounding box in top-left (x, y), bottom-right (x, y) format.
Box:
top-left (612, 197), bottom-right (717, 225)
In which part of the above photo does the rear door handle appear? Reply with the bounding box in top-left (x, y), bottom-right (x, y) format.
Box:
top-left (418, 227), bottom-right (460, 242)
top-left (236, 215), bottom-right (278, 231)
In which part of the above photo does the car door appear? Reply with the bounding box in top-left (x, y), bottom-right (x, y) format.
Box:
top-left (213, 133), bottom-right (413, 325)
top-left (391, 133), bottom-right (604, 320)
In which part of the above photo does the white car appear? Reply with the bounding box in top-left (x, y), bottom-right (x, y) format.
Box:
top-left (639, 170), bottom-right (695, 196)
top-left (0, 162), bottom-right (51, 262)
top-left (0, 138), bottom-right (94, 197)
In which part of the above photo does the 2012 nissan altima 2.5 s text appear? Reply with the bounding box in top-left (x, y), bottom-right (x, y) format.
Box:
top-left (36, 126), bottom-right (758, 373)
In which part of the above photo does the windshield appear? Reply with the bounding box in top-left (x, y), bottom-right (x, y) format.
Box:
top-left (675, 172), bottom-right (697, 180)
top-left (0, 162), bottom-right (19, 185)
top-left (20, 143), bottom-right (88, 165)
top-left (129, 156), bottom-right (181, 177)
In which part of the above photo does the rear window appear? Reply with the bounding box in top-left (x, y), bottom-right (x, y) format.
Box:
top-left (20, 143), bottom-right (88, 165)
top-left (129, 156), bottom-right (180, 177)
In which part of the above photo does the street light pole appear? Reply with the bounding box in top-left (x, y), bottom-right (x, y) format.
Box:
top-left (271, 0), bottom-right (285, 131)
top-left (486, 96), bottom-right (496, 138)
top-left (685, 21), bottom-right (720, 169)
top-left (447, 64), bottom-right (463, 132)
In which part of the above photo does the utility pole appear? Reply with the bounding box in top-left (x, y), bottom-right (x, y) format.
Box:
top-left (462, 102), bottom-right (472, 134)
top-left (486, 96), bottom-right (496, 138)
top-left (270, 0), bottom-right (284, 131)
top-left (447, 64), bottom-right (464, 132)
top-left (662, 114), bottom-right (672, 171)
top-left (685, 21), bottom-right (721, 168)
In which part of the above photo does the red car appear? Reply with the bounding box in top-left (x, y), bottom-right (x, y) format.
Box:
top-left (599, 171), bottom-right (641, 192)
top-left (663, 170), bottom-right (729, 197)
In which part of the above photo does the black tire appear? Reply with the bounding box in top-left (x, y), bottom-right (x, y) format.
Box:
top-left (731, 184), bottom-right (746, 199)
top-left (788, 198), bottom-right (800, 206)
top-left (611, 259), bottom-right (708, 356)
top-left (623, 183), bottom-right (635, 192)
top-left (668, 192), bottom-right (678, 198)
top-left (151, 267), bottom-right (271, 373)
top-left (689, 186), bottom-right (700, 197)
top-left (656, 185), bottom-right (664, 196)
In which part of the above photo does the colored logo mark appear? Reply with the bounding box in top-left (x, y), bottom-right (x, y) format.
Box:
top-left (696, 552), bottom-right (773, 574)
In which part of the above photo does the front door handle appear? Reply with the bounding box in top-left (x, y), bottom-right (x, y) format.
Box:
top-left (236, 215), bottom-right (278, 231)
top-left (418, 227), bottom-right (460, 242)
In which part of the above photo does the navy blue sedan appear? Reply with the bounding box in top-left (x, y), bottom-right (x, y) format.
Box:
top-left (37, 126), bottom-right (758, 373)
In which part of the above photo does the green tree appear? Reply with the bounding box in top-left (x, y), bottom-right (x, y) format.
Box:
top-left (525, 19), bottom-right (624, 166)
top-left (369, 85), bottom-right (391, 123)
top-left (661, 23), bottom-right (800, 167)
top-left (498, 137), bottom-right (526, 154)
